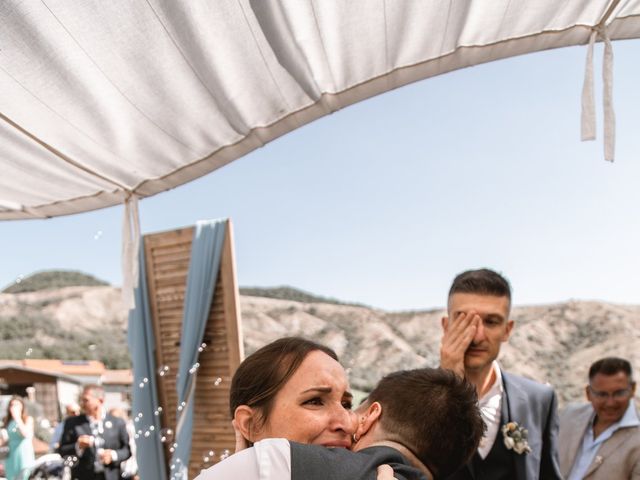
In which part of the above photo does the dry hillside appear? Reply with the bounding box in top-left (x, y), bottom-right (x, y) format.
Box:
top-left (1, 283), bottom-right (638, 406)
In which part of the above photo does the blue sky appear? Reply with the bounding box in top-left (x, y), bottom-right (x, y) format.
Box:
top-left (1, 40), bottom-right (639, 311)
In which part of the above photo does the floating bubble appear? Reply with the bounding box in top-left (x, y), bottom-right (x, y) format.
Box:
top-left (143, 377), bottom-right (149, 384)
top-left (158, 365), bottom-right (170, 377)
top-left (160, 428), bottom-right (174, 443)
top-left (213, 377), bottom-right (222, 387)
top-left (139, 382), bottom-right (145, 388)
top-left (154, 407), bottom-right (163, 416)
top-left (94, 230), bottom-right (103, 240)
top-left (144, 431), bottom-right (151, 438)
top-left (188, 363), bottom-right (200, 374)
top-left (25, 348), bottom-right (33, 357)
top-left (198, 343), bottom-right (207, 353)
top-left (15, 274), bottom-right (24, 284)
top-left (149, 425), bottom-right (155, 431)
top-left (220, 449), bottom-right (230, 461)
top-left (63, 456), bottom-right (79, 468)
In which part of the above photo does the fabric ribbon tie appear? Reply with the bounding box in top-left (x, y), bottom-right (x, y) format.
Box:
top-left (580, 25), bottom-right (615, 162)
top-left (122, 195), bottom-right (141, 310)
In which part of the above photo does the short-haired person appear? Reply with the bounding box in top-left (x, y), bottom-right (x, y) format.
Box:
top-left (49, 402), bottom-right (81, 451)
top-left (559, 357), bottom-right (640, 479)
top-left (197, 367), bottom-right (485, 480)
top-left (57, 385), bottom-right (131, 480)
top-left (440, 268), bottom-right (562, 480)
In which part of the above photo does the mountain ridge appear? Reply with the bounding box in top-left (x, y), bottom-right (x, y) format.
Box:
top-left (1, 275), bottom-right (638, 406)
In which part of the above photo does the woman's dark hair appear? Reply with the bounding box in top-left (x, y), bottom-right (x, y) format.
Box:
top-left (3, 396), bottom-right (29, 426)
top-left (229, 336), bottom-right (338, 427)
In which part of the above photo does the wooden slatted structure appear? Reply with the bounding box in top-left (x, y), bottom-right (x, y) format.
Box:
top-left (142, 220), bottom-right (243, 478)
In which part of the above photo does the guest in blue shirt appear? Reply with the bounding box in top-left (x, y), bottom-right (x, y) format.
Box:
top-left (559, 357), bottom-right (640, 480)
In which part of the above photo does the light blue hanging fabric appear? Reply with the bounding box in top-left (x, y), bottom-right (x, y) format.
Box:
top-left (169, 219), bottom-right (227, 480)
top-left (127, 245), bottom-right (168, 480)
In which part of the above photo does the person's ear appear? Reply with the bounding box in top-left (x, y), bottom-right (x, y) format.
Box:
top-left (585, 384), bottom-right (592, 402)
top-left (502, 319), bottom-right (514, 342)
top-left (234, 405), bottom-right (259, 443)
top-left (357, 401), bottom-right (382, 438)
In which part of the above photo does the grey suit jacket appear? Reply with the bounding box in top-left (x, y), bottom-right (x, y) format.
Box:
top-left (559, 402), bottom-right (640, 479)
top-left (291, 443), bottom-right (429, 480)
top-left (57, 413), bottom-right (131, 480)
top-left (501, 372), bottom-right (563, 480)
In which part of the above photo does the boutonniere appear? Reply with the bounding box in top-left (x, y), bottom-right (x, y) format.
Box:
top-left (501, 422), bottom-right (532, 455)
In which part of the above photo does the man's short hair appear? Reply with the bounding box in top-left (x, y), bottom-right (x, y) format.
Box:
top-left (367, 368), bottom-right (485, 478)
top-left (448, 268), bottom-right (511, 306)
top-left (589, 357), bottom-right (633, 381)
top-left (83, 384), bottom-right (105, 399)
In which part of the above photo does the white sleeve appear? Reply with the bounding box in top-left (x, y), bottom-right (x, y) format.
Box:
top-left (254, 438), bottom-right (291, 479)
top-left (195, 438), bottom-right (291, 480)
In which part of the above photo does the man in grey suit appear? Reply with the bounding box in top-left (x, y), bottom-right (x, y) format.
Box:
top-left (440, 268), bottom-right (562, 480)
top-left (559, 357), bottom-right (640, 479)
top-left (57, 385), bottom-right (131, 480)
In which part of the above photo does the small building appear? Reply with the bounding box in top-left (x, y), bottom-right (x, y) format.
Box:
top-left (0, 359), bottom-right (123, 421)
top-left (101, 369), bottom-right (133, 413)
top-left (0, 362), bottom-right (84, 423)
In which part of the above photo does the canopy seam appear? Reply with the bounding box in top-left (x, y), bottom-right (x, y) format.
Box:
top-left (236, 0), bottom-right (294, 115)
top-left (40, 0), bottom-right (200, 156)
top-left (143, 0), bottom-right (251, 137)
top-left (309, 0), bottom-right (340, 109)
top-left (0, 110), bottom-right (129, 192)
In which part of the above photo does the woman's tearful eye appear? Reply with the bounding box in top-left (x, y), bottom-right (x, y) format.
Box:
top-left (303, 397), bottom-right (324, 407)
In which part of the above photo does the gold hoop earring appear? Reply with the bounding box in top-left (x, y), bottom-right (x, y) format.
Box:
top-left (352, 433), bottom-right (359, 443)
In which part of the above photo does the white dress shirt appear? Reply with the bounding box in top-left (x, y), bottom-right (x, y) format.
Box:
top-left (195, 438), bottom-right (291, 480)
top-left (568, 401), bottom-right (640, 480)
top-left (477, 361), bottom-right (504, 459)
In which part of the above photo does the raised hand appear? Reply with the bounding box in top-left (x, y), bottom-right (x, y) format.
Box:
top-left (9, 404), bottom-right (22, 421)
top-left (377, 465), bottom-right (398, 480)
top-left (440, 310), bottom-right (479, 376)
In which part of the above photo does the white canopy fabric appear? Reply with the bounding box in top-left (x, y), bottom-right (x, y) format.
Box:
top-left (1, 0), bottom-right (639, 221)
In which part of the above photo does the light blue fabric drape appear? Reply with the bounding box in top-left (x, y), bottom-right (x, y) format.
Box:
top-left (127, 245), bottom-right (168, 480)
top-left (170, 219), bottom-right (227, 479)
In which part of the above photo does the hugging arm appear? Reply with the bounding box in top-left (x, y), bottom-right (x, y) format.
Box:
top-left (377, 465), bottom-right (398, 480)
